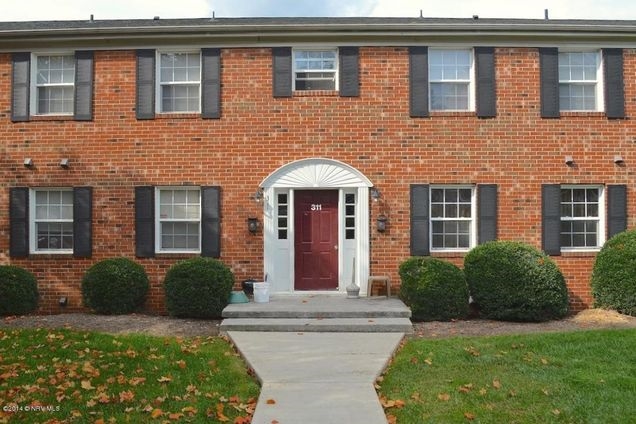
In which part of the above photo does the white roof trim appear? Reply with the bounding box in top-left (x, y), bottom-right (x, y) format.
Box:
top-left (260, 158), bottom-right (373, 188)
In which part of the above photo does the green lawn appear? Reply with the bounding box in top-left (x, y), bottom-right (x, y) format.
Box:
top-left (0, 329), bottom-right (259, 423)
top-left (379, 329), bottom-right (636, 423)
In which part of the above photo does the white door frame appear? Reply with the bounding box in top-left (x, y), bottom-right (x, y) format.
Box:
top-left (260, 158), bottom-right (373, 295)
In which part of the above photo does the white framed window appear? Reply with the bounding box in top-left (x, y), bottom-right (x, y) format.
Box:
top-left (429, 49), bottom-right (474, 111)
top-left (430, 186), bottom-right (476, 251)
top-left (158, 52), bottom-right (201, 113)
top-left (558, 51), bottom-right (603, 111)
top-left (30, 189), bottom-right (74, 253)
top-left (156, 187), bottom-right (201, 252)
top-left (293, 49), bottom-right (338, 91)
top-left (560, 185), bottom-right (605, 250)
top-left (31, 54), bottom-right (75, 115)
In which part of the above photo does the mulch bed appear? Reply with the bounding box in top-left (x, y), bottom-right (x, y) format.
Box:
top-left (1, 309), bottom-right (635, 339)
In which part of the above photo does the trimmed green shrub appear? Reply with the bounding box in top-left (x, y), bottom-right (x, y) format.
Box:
top-left (82, 257), bottom-right (149, 314)
top-left (164, 257), bottom-right (234, 319)
top-left (399, 257), bottom-right (469, 321)
top-left (591, 230), bottom-right (636, 316)
top-left (464, 241), bottom-right (568, 322)
top-left (0, 265), bottom-right (39, 315)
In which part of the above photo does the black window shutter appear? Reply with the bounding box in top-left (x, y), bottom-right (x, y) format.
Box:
top-left (136, 49), bottom-right (155, 120)
top-left (542, 184), bottom-right (562, 255)
top-left (409, 47), bottom-right (429, 118)
top-left (607, 185), bottom-right (627, 238)
top-left (339, 46), bottom-right (359, 97)
top-left (9, 187), bottom-right (29, 258)
top-left (201, 48), bottom-right (221, 119)
top-left (475, 47), bottom-right (496, 118)
top-left (135, 186), bottom-right (155, 258)
top-left (272, 47), bottom-right (292, 98)
top-left (11, 52), bottom-right (30, 122)
top-left (73, 187), bottom-right (92, 258)
top-left (478, 184), bottom-right (498, 243)
top-left (603, 49), bottom-right (625, 119)
top-left (410, 184), bottom-right (430, 256)
top-left (539, 48), bottom-right (560, 118)
top-left (73, 51), bottom-right (94, 121)
top-left (201, 186), bottom-right (221, 258)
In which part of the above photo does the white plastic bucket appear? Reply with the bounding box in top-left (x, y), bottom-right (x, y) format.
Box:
top-left (253, 282), bottom-right (269, 303)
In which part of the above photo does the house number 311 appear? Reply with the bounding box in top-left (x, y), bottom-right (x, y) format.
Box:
top-left (311, 204), bottom-right (322, 211)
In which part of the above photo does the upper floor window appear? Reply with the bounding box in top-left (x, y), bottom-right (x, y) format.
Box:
top-left (30, 189), bottom-right (74, 253)
top-left (293, 49), bottom-right (338, 91)
top-left (32, 54), bottom-right (75, 115)
top-left (430, 186), bottom-right (476, 250)
top-left (429, 49), bottom-right (473, 111)
top-left (158, 52), bottom-right (201, 113)
top-left (560, 186), bottom-right (605, 249)
top-left (559, 51), bottom-right (603, 111)
top-left (156, 187), bottom-right (201, 252)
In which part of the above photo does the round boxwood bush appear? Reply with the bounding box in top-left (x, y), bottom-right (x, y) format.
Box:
top-left (591, 230), bottom-right (636, 316)
top-left (82, 257), bottom-right (149, 314)
top-left (464, 241), bottom-right (568, 322)
top-left (399, 257), bottom-right (469, 321)
top-left (0, 265), bottom-right (39, 315)
top-left (164, 257), bottom-right (234, 319)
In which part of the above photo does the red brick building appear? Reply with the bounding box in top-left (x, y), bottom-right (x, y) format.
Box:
top-left (0, 17), bottom-right (633, 313)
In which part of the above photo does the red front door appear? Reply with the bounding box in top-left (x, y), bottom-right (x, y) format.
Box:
top-left (294, 190), bottom-right (339, 290)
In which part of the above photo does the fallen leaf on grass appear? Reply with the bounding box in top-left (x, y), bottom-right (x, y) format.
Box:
top-left (387, 414), bottom-right (397, 424)
top-left (492, 380), bottom-right (502, 389)
top-left (464, 412), bottom-right (476, 420)
top-left (118, 391), bottom-right (134, 403)
top-left (552, 409), bottom-right (561, 415)
top-left (81, 380), bottom-right (95, 390)
top-left (458, 383), bottom-right (474, 393)
top-left (157, 376), bottom-right (172, 383)
top-left (150, 408), bottom-right (163, 419)
top-left (438, 393), bottom-right (451, 402)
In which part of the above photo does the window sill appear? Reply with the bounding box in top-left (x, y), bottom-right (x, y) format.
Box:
top-left (429, 111), bottom-right (475, 117)
top-left (155, 252), bottom-right (201, 257)
top-left (29, 115), bottom-right (74, 121)
top-left (560, 248), bottom-right (601, 256)
top-left (155, 113), bottom-right (201, 119)
top-left (293, 90), bottom-right (339, 97)
top-left (559, 111), bottom-right (606, 118)
top-left (431, 250), bottom-right (470, 258)
top-left (29, 251), bottom-right (74, 257)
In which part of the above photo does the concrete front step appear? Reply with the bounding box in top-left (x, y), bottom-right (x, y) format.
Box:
top-left (222, 295), bottom-right (412, 319)
top-left (220, 317), bottom-right (413, 333)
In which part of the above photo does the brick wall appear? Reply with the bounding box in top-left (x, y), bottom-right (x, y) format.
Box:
top-left (1, 47), bottom-right (634, 314)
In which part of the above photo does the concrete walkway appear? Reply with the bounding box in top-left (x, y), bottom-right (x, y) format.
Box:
top-left (228, 331), bottom-right (404, 424)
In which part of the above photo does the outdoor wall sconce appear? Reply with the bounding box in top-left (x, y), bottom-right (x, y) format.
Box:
top-left (377, 214), bottom-right (388, 233)
top-left (614, 155), bottom-right (625, 165)
top-left (247, 217), bottom-right (260, 234)
top-left (370, 187), bottom-right (381, 202)
top-left (60, 158), bottom-right (70, 168)
top-left (58, 297), bottom-right (68, 307)
top-left (564, 156), bottom-right (574, 166)
top-left (23, 158), bottom-right (33, 168)
top-left (252, 188), bottom-right (264, 203)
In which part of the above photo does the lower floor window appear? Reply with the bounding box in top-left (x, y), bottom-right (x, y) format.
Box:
top-left (560, 186), bottom-right (603, 249)
top-left (430, 186), bottom-right (475, 250)
top-left (31, 189), bottom-right (74, 252)
top-left (157, 187), bottom-right (201, 252)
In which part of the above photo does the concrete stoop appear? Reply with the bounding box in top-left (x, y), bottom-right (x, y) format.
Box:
top-left (220, 295), bottom-right (413, 334)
